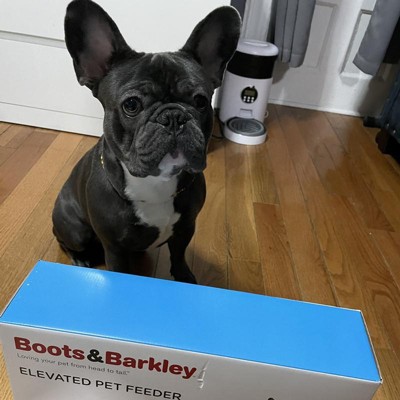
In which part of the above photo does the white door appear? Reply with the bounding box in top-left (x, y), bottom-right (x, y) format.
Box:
top-left (0, 0), bottom-right (229, 136)
top-left (242, 0), bottom-right (398, 117)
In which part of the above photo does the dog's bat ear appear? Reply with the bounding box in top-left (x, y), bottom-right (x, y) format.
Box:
top-left (64, 0), bottom-right (133, 91)
top-left (181, 6), bottom-right (241, 89)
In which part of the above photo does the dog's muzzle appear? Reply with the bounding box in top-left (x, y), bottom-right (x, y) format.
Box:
top-left (130, 103), bottom-right (206, 177)
top-left (152, 104), bottom-right (192, 136)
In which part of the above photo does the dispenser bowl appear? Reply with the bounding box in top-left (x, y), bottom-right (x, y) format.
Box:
top-left (224, 117), bottom-right (267, 145)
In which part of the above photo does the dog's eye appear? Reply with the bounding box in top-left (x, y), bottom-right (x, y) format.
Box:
top-left (194, 95), bottom-right (208, 111)
top-left (122, 97), bottom-right (142, 117)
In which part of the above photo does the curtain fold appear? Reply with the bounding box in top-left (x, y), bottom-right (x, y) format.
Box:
top-left (353, 0), bottom-right (400, 75)
top-left (274, 0), bottom-right (316, 68)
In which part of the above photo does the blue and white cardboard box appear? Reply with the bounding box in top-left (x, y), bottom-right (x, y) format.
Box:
top-left (0, 261), bottom-right (381, 400)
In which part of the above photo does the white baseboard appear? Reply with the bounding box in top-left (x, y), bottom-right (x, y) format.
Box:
top-left (268, 98), bottom-right (367, 117)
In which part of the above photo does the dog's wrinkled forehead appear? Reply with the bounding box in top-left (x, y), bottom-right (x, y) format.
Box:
top-left (100, 52), bottom-right (213, 104)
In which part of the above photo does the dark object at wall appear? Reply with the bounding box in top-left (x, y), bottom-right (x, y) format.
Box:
top-left (376, 69), bottom-right (400, 162)
top-left (383, 18), bottom-right (400, 65)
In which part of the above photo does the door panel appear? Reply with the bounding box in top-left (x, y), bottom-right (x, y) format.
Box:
top-left (302, 3), bottom-right (335, 69)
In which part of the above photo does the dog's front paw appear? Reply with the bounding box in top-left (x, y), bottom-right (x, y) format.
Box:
top-left (171, 265), bottom-right (197, 284)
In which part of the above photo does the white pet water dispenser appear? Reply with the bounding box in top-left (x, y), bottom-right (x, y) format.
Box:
top-left (219, 39), bottom-right (278, 145)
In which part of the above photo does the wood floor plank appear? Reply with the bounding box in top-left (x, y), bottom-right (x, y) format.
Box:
top-left (225, 140), bottom-right (260, 263)
top-left (0, 133), bottom-right (82, 261)
top-left (0, 147), bottom-right (14, 167)
top-left (191, 138), bottom-right (229, 287)
top-left (295, 170), bottom-right (393, 351)
top-left (292, 108), bottom-right (393, 231)
top-left (269, 106), bottom-right (337, 305)
top-left (368, 188), bottom-right (400, 232)
top-left (0, 346), bottom-right (12, 400)
top-left (0, 125), bottom-right (35, 168)
top-left (291, 108), bottom-right (346, 195)
top-left (326, 113), bottom-right (400, 201)
top-left (0, 128), bottom-right (57, 205)
top-left (0, 136), bottom-right (96, 311)
top-left (246, 141), bottom-right (279, 205)
top-left (385, 154), bottom-right (400, 177)
top-left (370, 230), bottom-right (400, 294)
top-left (374, 349), bottom-right (400, 400)
top-left (254, 202), bottom-right (302, 300)
top-left (0, 124), bottom-right (34, 148)
top-left (275, 106), bottom-right (392, 351)
top-left (228, 259), bottom-right (265, 295)
top-left (328, 196), bottom-right (400, 356)
top-left (0, 122), bottom-right (11, 135)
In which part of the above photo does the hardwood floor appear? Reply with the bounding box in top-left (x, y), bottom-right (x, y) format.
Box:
top-left (1, 105), bottom-right (400, 398)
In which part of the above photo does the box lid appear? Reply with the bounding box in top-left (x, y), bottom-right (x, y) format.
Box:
top-left (0, 261), bottom-right (381, 383)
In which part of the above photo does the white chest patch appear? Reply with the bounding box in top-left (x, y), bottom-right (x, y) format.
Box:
top-left (121, 162), bottom-right (181, 249)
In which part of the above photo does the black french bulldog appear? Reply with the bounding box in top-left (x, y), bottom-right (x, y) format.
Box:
top-left (52, 0), bottom-right (241, 283)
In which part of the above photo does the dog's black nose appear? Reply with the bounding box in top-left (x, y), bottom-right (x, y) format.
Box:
top-left (156, 108), bottom-right (188, 134)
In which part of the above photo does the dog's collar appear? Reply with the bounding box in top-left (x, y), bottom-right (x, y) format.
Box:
top-left (101, 152), bottom-right (196, 199)
top-left (98, 143), bottom-right (129, 201)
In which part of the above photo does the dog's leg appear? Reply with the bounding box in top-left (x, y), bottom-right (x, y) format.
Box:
top-left (57, 236), bottom-right (105, 268)
top-left (52, 195), bottom-right (104, 268)
top-left (168, 223), bottom-right (197, 284)
top-left (103, 246), bottom-right (132, 274)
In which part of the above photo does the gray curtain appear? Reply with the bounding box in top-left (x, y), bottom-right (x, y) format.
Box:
top-left (354, 0), bottom-right (400, 75)
top-left (274, 0), bottom-right (316, 68)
